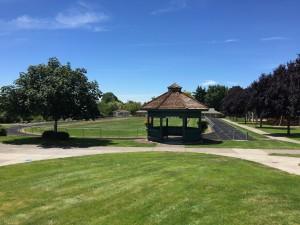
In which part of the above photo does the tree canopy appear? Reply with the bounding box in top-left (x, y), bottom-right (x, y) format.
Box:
top-left (221, 55), bottom-right (300, 135)
top-left (205, 85), bottom-right (228, 111)
top-left (0, 58), bottom-right (101, 131)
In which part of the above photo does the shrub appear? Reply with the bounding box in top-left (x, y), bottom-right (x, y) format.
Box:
top-left (42, 131), bottom-right (70, 140)
top-left (0, 127), bottom-right (7, 136)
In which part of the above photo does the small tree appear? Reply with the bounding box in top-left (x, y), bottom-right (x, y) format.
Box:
top-left (5, 58), bottom-right (101, 132)
top-left (123, 101), bottom-right (142, 115)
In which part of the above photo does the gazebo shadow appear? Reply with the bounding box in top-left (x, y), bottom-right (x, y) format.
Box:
top-left (2, 137), bottom-right (117, 149)
top-left (185, 138), bottom-right (223, 146)
top-left (160, 136), bottom-right (222, 146)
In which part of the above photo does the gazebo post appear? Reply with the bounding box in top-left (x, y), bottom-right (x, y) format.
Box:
top-left (166, 118), bottom-right (169, 139)
top-left (147, 114), bottom-right (150, 128)
top-left (182, 116), bottom-right (187, 141)
top-left (160, 117), bottom-right (163, 140)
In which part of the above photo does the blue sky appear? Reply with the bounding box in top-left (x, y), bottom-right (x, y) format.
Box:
top-left (0, 0), bottom-right (299, 102)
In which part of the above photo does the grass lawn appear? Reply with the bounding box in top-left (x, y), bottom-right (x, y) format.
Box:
top-left (24, 117), bottom-right (200, 138)
top-left (269, 153), bottom-right (300, 158)
top-left (0, 152), bottom-right (299, 225)
top-left (191, 139), bottom-right (300, 149)
top-left (25, 117), bottom-right (147, 138)
top-left (0, 136), bottom-right (156, 148)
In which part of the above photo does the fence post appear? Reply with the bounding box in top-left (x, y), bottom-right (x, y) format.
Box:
top-left (232, 131), bottom-right (235, 140)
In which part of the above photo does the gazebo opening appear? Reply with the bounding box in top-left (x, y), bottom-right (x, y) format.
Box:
top-left (142, 83), bottom-right (208, 143)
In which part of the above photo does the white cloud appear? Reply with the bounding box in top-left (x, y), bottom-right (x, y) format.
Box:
top-left (260, 36), bottom-right (288, 41)
top-left (0, 1), bottom-right (110, 32)
top-left (202, 80), bottom-right (218, 87)
top-left (151, 0), bottom-right (188, 15)
top-left (224, 39), bottom-right (239, 43)
top-left (209, 39), bottom-right (240, 44)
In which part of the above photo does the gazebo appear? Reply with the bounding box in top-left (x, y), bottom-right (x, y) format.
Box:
top-left (142, 83), bottom-right (208, 142)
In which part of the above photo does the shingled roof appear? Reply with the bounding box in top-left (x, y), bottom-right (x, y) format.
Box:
top-left (142, 83), bottom-right (208, 110)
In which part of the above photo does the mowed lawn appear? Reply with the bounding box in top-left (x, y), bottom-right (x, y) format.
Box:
top-left (26, 117), bottom-right (147, 138)
top-left (0, 153), bottom-right (300, 225)
top-left (25, 117), bottom-right (200, 138)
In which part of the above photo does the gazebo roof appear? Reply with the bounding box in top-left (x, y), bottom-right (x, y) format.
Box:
top-left (142, 83), bottom-right (208, 110)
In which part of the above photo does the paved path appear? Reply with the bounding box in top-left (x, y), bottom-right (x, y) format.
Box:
top-left (206, 117), bottom-right (249, 140)
top-left (223, 119), bottom-right (300, 144)
top-left (1, 144), bottom-right (300, 175)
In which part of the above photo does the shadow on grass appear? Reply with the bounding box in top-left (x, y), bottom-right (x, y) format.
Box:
top-left (268, 133), bottom-right (300, 138)
top-left (2, 137), bottom-right (123, 149)
top-left (185, 139), bottom-right (223, 146)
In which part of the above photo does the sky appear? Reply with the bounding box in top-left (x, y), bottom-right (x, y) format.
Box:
top-left (0, 0), bottom-right (299, 102)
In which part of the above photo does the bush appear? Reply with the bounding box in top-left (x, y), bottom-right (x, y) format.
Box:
top-left (42, 131), bottom-right (70, 140)
top-left (199, 121), bottom-right (208, 133)
top-left (0, 127), bottom-right (7, 136)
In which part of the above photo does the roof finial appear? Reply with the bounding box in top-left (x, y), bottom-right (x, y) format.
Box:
top-left (168, 83), bottom-right (182, 92)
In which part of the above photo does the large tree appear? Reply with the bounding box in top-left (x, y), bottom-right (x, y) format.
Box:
top-left (193, 86), bottom-right (206, 103)
top-left (205, 85), bottom-right (228, 111)
top-left (2, 58), bottom-right (101, 132)
top-left (222, 86), bottom-right (245, 118)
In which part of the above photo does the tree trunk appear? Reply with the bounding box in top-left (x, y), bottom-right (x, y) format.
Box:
top-left (259, 115), bottom-right (263, 128)
top-left (279, 115), bottom-right (283, 126)
top-left (244, 114), bottom-right (247, 124)
top-left (54, 120), bottom-right (58, 133)
top-left (287, 116), bottom-right (291, 136)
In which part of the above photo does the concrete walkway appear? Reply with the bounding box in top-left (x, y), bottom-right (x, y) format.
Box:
top-left (1, 143), bottom-right (300, 175)
top-left (223, 119), bottom-right (300, 144)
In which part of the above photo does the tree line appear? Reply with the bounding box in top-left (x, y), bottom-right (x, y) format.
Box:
top-left (222, 55), bottom-right (300, 135)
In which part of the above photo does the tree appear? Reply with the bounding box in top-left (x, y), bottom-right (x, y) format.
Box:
top-left (4, 58), bottom-right (101, 132)
top-left (123, 101), bottom-right (142, 114)
top-left (205, 85), bottom-right (228, 110)
top-left (222, 86), bottom-right (244, 117)
top-left (101, 92), bottom-right (121, 104)
top-left (248, 74), bottom-right (273, 128)
top-left (98, 92), bottom-right (122, 116)
top-left (193, 86), bottom-right (206, 103)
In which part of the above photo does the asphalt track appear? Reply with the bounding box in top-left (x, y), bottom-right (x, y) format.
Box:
top-left (205, 117), bottom-right (249, 141)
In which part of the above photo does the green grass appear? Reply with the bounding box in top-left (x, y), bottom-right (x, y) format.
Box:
top-left (0, 136), bottom-right (156, 148)
top-left (269, 153), bottom-right (300, 158)
top-left (25, 117), bottom-right (147, 138)
top-left (25, 117), bottom-right (200, 138)
top-left (192, 139), bottom-right (300, 149)
top-left (0, 152), bottom-right (299, 225)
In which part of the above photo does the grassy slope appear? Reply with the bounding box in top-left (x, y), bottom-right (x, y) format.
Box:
top-left (0, 153), bottom-right (299, 225)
